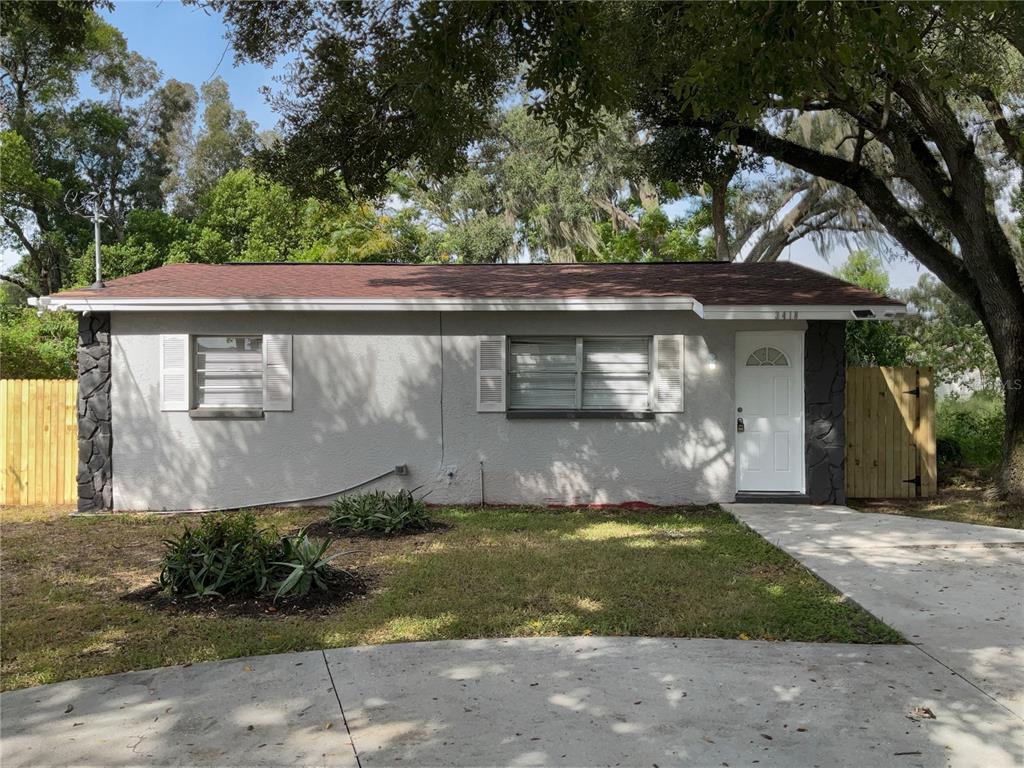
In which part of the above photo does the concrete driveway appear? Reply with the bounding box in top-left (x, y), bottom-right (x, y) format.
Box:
top-left (2, 637), bottom-right (1022, 767)
top-left (726, 503), bottom-right (1024, 721)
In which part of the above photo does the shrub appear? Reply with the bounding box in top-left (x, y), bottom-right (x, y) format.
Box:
top-left (272, 534), bottom-right (346, 598)
top-left (159, 512), bottom-right (339, 599)
top-left (328, 489), bottom-right (430, 534)
top-left (936, 437), bottom-right (964, 468)
top-left (936, 394), bottom-right (1004, 470)
top-left (0, 306), bottom-right (76, 379)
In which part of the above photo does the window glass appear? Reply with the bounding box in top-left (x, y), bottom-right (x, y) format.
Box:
top-left (745, 346), bottom-right (789, 367)
top-left (509, 337), bottom-right (578, 409)
top-left (582, 337), bottom-right (650, 410)
top-left (508, 336), bottom-right (651, 411)
top-left (194, 336), bottom-right (263, 408)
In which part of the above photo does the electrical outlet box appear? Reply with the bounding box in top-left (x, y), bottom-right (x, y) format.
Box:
top-left (394, 464), bottom-right (409, 476)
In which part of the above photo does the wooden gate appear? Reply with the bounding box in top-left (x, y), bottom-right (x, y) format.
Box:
top-left (845, 367), bottom-right (937, 498)
top-left (0, 380), bottom-right (78, 506)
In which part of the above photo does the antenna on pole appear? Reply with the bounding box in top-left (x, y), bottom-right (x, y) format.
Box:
top-left (65, 189), bottom-right (106, 289)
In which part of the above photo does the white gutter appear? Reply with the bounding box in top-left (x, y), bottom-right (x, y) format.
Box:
top-left (701, 304), bottom-right (907, 320)
top-left (28, 295), bottom-right (907, 320)
top-left (31, 295), bottom-right (706, 315)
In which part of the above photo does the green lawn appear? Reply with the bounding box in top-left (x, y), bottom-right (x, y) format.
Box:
top-left (0, 504), bottom-right (900, 691)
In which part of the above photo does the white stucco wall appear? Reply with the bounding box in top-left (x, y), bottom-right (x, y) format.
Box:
top-left (110, 311), bottom-right (804, 510)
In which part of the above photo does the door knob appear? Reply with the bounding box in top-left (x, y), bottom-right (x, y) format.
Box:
top-left (737, 417), bottom-right (745, 433)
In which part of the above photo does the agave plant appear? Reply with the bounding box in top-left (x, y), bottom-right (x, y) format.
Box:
top-left (160, 512), bottom-right (298, 598)
top-left (272, 532), bottom-right (350, 599)
top-left (328, 489), bottom-right (430, 534)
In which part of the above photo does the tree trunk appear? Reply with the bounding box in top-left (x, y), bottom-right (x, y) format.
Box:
top-left (979, 288), bottom-right (1024, 500)
top-left (1002, 366), bottom-right (1024, 500)
top-left (745, 179), bottom-right (827, 262)
top-left (710, 177), bottom-right (730, 261)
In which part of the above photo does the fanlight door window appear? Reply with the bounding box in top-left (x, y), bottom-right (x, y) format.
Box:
top-left (745, 346), bottom-right (789, 367)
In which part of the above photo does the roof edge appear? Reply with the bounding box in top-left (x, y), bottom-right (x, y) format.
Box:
top-left (31, 295), bottom-right (907, 320)
top-left (31, 296), bottom-right (705, 315)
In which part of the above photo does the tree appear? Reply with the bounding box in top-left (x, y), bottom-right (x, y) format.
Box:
top-left (834, 252), bottom-right (909, 366)
top-left (0, 0), bottom-right (112, 135)
top-left (69, 208), bottom-right (190, 284)
top-left (133, 79), bottom-right (198, 210)
top-left (211, 1), bottom-right (1024, 498)
top-left (173, 168), bottom-right (432, 264)
top-left (835, 252), bottom-right (998, 390)
top-left (1, 1), bottom-right (110, 295)
top-left (666, 113), bottom-right (890, 265)
top-left (1015, 186), bottom-right (1024, 253)
top-left (175, 78), bottom-right (258, 215)
top-left (1, 3), bottom-right (195, 294)
top-left (0, 130), bottom-right (63, 296)
top-left (900, 276), bottom-right (1001, 393)
top-left (396, 105), bottom-right (709, 262)
top-left (0, 304), bottom-right (77, 378)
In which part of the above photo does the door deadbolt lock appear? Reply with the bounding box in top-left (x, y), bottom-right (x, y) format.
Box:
top-left (737, 417), bottom-right (745, 433)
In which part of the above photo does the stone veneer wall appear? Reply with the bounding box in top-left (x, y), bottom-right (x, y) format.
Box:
top-left (804, 320), bottom-right (846, 505)
top-left (77, 313), bottom-right (112, 511)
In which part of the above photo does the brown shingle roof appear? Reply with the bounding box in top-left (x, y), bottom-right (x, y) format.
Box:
top-left (52, 261), bottom-right (901, 306)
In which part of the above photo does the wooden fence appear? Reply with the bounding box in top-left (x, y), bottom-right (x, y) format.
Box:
top-left (1, 380), bottom-right (78, 506)
top-left (845, 366), bottom-right (937, 499)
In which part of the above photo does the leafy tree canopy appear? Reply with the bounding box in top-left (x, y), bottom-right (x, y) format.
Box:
top-left (0, 305), bottom-right (76, 378)
top-left (1, 1), bottom-right (200, 295)
top-left (394, 105), bottom-right (710, 263)
top-left (835, 252), bottom-right (910, 367)
top-left (172, 167), bottom-right (433, 264)
top-left (900, 275), bottom-right (1001, 393)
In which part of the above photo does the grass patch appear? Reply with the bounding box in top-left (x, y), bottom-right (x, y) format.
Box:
top-left (850, 474), bottom-right (1023, 529)
top-left (0, 504), bottom-right (900, 691)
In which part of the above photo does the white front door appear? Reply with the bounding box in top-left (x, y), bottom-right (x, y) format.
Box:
top-left (735, 331), bottom-right (805, 493)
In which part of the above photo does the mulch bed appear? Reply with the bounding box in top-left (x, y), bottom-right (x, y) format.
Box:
top-left (122, 567), bottom-right (370, 618)
top-left (300, 519), bottom-right (451, 540)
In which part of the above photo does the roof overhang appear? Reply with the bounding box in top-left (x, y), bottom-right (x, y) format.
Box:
top-left (701, 304), bottom-right (907, 320)
top-left (29, 295), bottom-right (906, 320)
top-left (29, 296), bottom-right (705, 314)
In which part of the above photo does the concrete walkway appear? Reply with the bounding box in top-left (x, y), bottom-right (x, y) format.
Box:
top-left (726, 503), bottom-right (1024, 721)
top-left (2, 637), bottom-right (1022, 767)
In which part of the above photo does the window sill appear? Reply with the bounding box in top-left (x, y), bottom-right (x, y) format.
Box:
top-left (506, 410), bottom-right (655, 421)
top-left (189, 408), bottom-right (265, 420)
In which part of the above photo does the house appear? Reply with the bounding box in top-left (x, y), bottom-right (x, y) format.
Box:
top-left (34, 261), bottom-right (905, 512)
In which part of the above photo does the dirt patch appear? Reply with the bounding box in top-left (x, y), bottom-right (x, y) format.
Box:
top-left (301, 519), bottom-right (452, 540)
top-left (122, 567), bottom-right (370, 618)
top-left (849, 479), bottom-right (1023, 529)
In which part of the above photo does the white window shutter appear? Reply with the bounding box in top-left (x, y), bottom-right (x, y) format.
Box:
top-left (652, 335), bottom-right (685, 412)
top-left (477, 336), bottom-right (506, 412)
top-left (263, 334), bottom-right (293, 411)
top-left (160, 334), bottom-right (190, 411)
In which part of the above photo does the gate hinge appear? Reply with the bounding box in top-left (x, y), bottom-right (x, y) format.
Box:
top-left (904, 386), bottom-right (920, 397)
top-left (903, 475), bottom-right (922, 487)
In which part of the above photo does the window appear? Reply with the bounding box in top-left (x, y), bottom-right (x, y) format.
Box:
top-left (745, 346), bottom-right (789, 367)
top-left (160, 333), bottom-right (291, 414)
top-left (193, 336), bottom-right (263, 408)
top-left (508, 336), bottom-right (651, 412)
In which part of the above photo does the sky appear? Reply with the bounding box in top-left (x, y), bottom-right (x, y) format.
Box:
top-left (100, 0), bottom-right (285, 131)
top-left (4, 0), bottom-right (935, 289)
